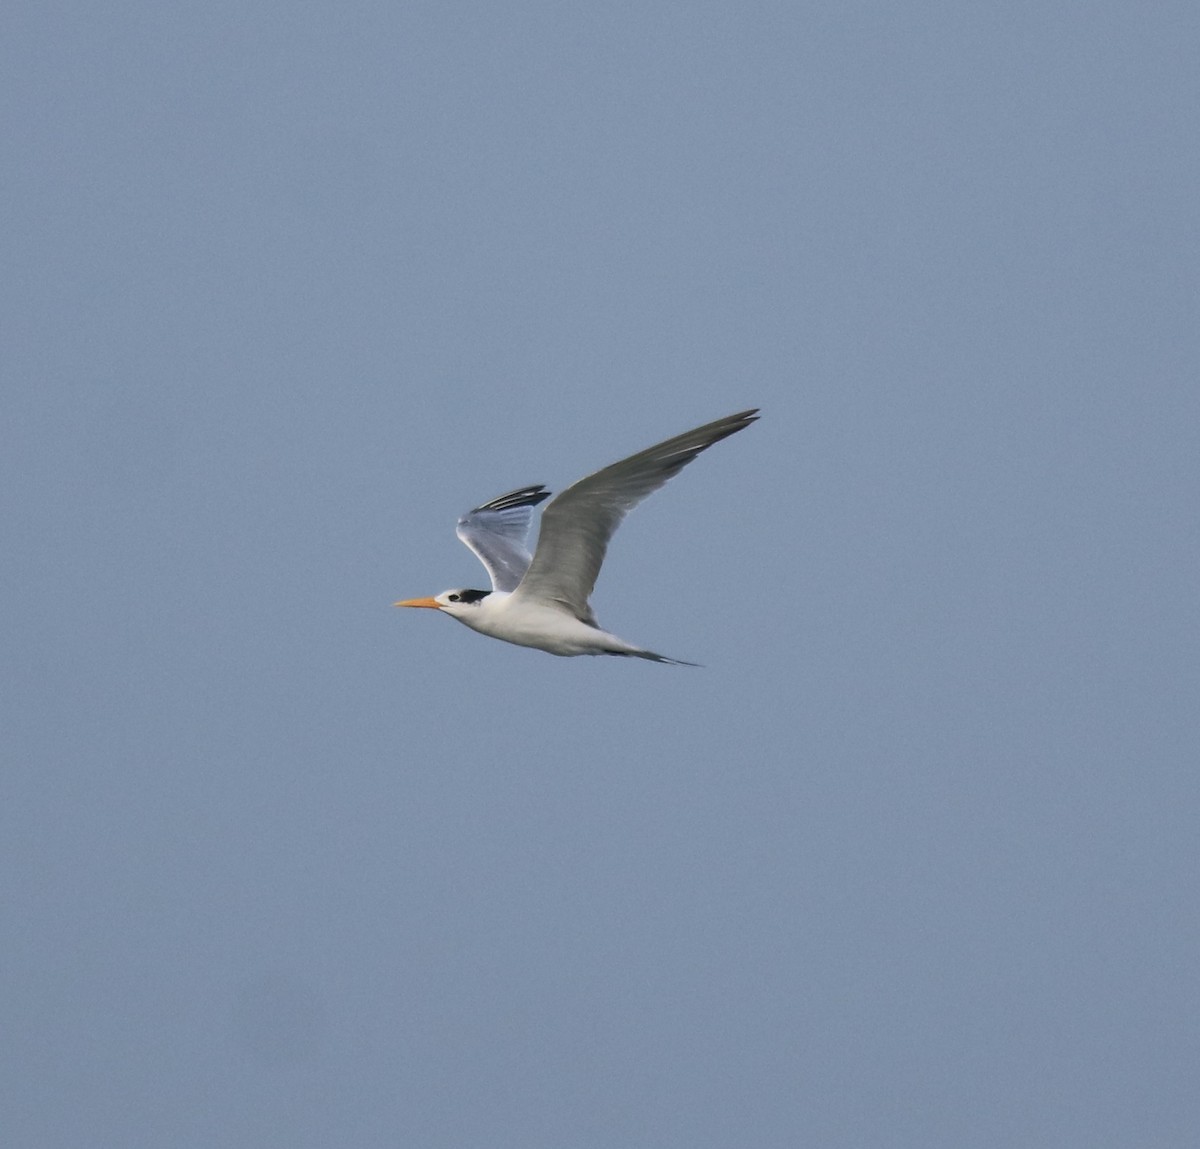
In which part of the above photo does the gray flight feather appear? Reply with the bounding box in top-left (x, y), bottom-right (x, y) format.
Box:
top-left (456, 485), bottom-right (551, 592)
top-left (511, 409), bottom-right (759, 622)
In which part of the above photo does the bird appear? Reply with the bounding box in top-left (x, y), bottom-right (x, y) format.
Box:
top-left (394, 408), bottom-right (759, 663)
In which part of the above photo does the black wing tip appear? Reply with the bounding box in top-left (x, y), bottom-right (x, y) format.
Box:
top-left (713, 408), bottom-right (760, 433)
top-left (669, 409), bottom-right (761, 452)
top-left (648, 408), bottom-right (761, 471)
top-left (471, 485), bottom-right (552, 513)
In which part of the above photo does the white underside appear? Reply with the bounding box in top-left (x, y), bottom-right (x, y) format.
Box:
top-left (448, 592), bottom-right (641, 657)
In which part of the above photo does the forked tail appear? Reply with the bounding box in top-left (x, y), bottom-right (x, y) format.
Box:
top-left (605, 648), bottom-right (701, 667)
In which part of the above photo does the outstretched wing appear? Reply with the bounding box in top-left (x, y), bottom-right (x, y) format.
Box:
top-left (512, 409), bottom-right (759, 619)
top-left (455, 485), bottom-right (552, 592)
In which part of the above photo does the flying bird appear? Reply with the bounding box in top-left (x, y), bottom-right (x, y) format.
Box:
top-left (395, 408), bottom-right (759, 663)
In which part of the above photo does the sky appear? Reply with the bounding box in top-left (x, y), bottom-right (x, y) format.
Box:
top-left (3, 2), bottom-right (1198, 1146)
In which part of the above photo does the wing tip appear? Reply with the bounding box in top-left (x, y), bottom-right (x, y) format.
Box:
top-left (651, 407), bottom-right (761, 468)
top-left (718, 407), bottom-right (761, 431)
top-left (470, 485), bottom-right (552, 514)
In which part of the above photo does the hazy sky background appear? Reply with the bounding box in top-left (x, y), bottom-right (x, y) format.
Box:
top-left (3, 3), bottom-right (1198, 1146)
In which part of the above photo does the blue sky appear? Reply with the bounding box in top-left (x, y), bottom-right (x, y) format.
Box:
top-left (3, 3), bottom-right (1198, 1146)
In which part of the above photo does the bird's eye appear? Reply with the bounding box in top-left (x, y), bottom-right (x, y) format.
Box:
top-left (448, 594), bottom-right (460, 602)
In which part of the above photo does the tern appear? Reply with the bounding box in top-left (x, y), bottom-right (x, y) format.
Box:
top-left (395, 408), bottom-right (759, 663)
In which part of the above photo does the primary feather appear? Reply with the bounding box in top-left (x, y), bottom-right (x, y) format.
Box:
top-left (511, 409), bottom-right (759, 620)
top-left (455, 485), bottom-right (551, 592)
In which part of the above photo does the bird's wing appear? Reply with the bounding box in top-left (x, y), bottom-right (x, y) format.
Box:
top-left (455, 485), bottom-right (552, 592)
top-left (512, 409), bottom-right (759, 619)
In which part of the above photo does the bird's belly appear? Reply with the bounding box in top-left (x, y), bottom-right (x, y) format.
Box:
top-left (462, 601), bottom-right (612, 656)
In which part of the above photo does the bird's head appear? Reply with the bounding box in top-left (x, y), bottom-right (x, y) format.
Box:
top-left (393, 588), bottom-right (491, 617)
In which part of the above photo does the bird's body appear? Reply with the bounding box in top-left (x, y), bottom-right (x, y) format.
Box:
top-left (438, 590), bottom-right (667, 660)
top-left (395, 409), bottom-right (759, 663)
